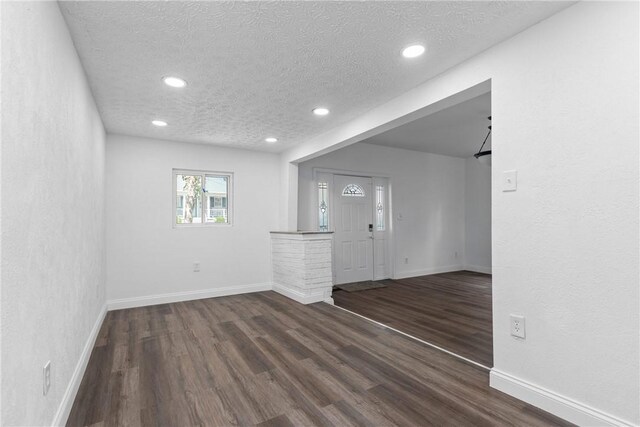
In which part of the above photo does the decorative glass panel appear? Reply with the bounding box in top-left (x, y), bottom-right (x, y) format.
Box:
top-left (318, 182), bottom-right (329, 231)
top-left (376, 185), bottom-right (385, 231)
top-left (342, 184), bottom-right (365, 197)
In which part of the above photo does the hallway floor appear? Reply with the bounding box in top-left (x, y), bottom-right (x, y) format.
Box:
top-left (333, 270), bottom-right (493, 367)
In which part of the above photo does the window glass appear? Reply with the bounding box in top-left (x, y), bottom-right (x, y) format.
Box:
top-left (204, 175), bottom-right (229, 224)
top-left (176, 196), bottom-right (184, 218)
top-left (174, 171), bottom-right (231, 226)
top-left (176, 174), bottom-right (203, 224)
top-left (376, 185), bottom-right (385, 231)
top-left (342, 184), bottom-right (365, 197)
top-left (318, 182), bottom-right (329, 231)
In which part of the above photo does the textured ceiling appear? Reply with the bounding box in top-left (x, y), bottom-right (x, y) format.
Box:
top-left (364, 92), bottom-right (491, 158)
top-left (59, 1), bottom-right (572, 152)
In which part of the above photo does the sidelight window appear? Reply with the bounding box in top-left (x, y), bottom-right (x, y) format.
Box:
top-left (318, 182), bottom-right (329, 231)
top-left (376, 185), bottom-right (385, 231)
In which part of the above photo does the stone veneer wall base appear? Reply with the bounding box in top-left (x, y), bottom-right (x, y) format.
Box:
top-left (270, 232), bottom-right (334, 305)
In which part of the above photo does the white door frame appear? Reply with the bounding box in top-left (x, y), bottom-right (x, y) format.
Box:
top-left (312, 167), bottom-right (395, 283)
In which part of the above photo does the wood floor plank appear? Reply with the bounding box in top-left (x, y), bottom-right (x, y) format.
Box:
top-left (218, 321), bottom-right (275, 375)
top-left (254, 336), bottom-right (339, 408)
top-left (334, 270), bottom-right (494, 366)
top-left (286, 329), bottom-right (378, 393)
top-left (256, 414), bottom-right (295, 427)
top-left (114, 366), bottom-right (140, 427)
top-left (322, 400), bottom-right (372, 427)
top-left (67, 290), bottom-right (572, 427)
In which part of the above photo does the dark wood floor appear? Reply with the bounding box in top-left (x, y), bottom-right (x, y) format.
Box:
top-left (67, 291), bottom-right (571, 426)
top-left (334, 270), bottom-right (493, 367)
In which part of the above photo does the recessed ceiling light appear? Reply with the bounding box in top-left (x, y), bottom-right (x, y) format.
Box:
top-left (265, 137), bottom-right (278, 143)
top-left (152, 120), bottom-right (167, 127)
top-left (162, 76), bottom-right (187, 88)
top-left (402, 44), bottom-right (425, 58)
top-left (312, 107), bottom-right (330, 116)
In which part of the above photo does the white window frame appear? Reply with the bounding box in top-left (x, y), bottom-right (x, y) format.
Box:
top-left (172, 169), bottom-right (233, 228)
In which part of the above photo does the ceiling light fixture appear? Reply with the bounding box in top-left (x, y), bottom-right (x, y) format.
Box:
top-left (162, 76), bottom-right (187, 88)
top-left (312, 107), bottom-right (330, 116)
top-left (402, 44), bottom-right (425, 58)
top-left (265, 137), bottom-right (278, 143)
top-left (152, 120), bottom-right (168, 127)
top-left (473, 116), bottom-right (492, 165)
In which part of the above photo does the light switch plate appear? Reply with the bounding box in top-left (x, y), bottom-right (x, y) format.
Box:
top-left (502, 170), bottom-right (517, 192)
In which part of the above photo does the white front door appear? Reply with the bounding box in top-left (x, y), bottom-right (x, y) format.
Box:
top-left (333, 175), bottom-right (374, 284)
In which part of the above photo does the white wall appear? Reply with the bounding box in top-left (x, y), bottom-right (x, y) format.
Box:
top-left (1, 2), bottom-right (106, 425)
top-left (285, 2), bottom-right (639, 424)
top-left (464, 157), bottom-right (491, 273)
top-left (489, 4), bottom-right (638, 423)
top-left (298, 143), bottom-right (466, 279)
top-left (106, 135), bottom-right (280, 305)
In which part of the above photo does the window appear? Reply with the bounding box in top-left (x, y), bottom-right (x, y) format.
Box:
top-left (342, 183), bottom-right (365, 197)
top-left (318, 182), bottom-right (329, 231)
top-left (174, 170), bottom-right (232, 226)
top-left (376, 185), bottom-right (385, 231)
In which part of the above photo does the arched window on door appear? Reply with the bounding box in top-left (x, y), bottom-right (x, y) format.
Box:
top-left (341, 183), bottom-right (365, 197)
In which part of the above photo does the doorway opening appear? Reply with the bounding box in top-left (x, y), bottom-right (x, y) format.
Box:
top-left (297, 87), bottom-right (493, 368)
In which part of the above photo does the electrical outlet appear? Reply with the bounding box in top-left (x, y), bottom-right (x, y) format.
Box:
top-left (193, 262), bottom-right (200, 272)
top-left (510, 315), bottom-right (526, 339)
top-left (404, 257), bottom-right (409, 264)
top-left (43, 361), bottom-right (51, 396)
top-left (454, 251), bottom-right (458, 259)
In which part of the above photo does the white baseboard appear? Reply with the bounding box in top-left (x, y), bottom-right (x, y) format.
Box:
top-left (490, 369), bottom-right (635, 427)
top-left (52, 304), bottom-right (107, 427)
top-left (463, 264), bottom-right (492, 274)
top-left (272, 283), bottom-right (327, 305)
top-left (393, 264), bottom-right (463, 280)
top-left (107, 282), bottom-right (272, 311)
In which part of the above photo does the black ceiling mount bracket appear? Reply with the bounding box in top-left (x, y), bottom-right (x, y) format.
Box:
top-left (474, 116), bottom-right (492, 160)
